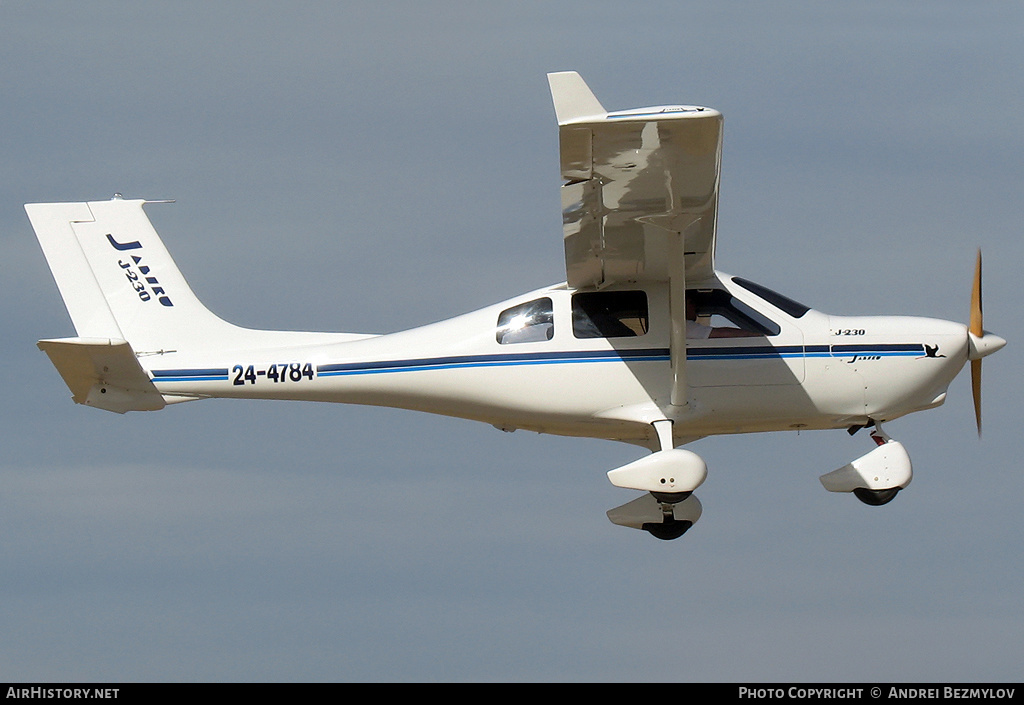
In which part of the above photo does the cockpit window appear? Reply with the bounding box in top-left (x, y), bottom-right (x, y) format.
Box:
top-left (572, 291), bottom-right (649, 339)
top-left (496, 298), bottom-right (554, 344)
top-left (688, 288), bottom-right (780, 337)
top-left (731, 277), bottom-right (810, 318)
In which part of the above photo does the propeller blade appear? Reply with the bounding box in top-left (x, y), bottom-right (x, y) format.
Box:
top-left (972, 358), bottom-right (982, 436)
top-left (970, 250), bottom-right (983, 436)
top-left (970, 249), bottom-right (983, 337)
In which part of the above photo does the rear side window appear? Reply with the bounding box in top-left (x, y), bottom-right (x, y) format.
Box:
top-left (572, 291), bottom-right (648, 339)
top-left (496, 298), bottom-right (554, 344)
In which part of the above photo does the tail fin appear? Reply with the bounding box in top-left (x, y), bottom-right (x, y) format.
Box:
top-left (25, 197), bottom-right (236, 354)
top-left (27, 196), bottom-right (368, 412)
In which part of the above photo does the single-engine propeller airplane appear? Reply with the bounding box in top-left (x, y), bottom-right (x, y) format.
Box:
top-left (26, 72), bottom-right (1005, 539)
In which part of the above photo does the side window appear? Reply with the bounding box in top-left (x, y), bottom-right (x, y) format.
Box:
top-left (688, 289), bottom-right (780, 337)
top-left (496, 298), bottom-right (554, 344)
top-left (572, 291), bottom-right (648, 339)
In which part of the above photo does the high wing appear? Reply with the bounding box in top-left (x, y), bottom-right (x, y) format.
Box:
top-left (548, 72), bottom-right (724, 406)
top-left (547, 71), bottom-right (723, 290)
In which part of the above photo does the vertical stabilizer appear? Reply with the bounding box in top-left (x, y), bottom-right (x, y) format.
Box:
top-left (26, 197), bottom-right (237, 354)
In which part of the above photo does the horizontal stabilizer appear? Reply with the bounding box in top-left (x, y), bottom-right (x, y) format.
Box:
top-left (37, 337), bottom-right (166, 413)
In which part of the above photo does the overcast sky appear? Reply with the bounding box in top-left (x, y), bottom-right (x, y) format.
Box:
top-left (2, 1), bottom-right (1022, 682)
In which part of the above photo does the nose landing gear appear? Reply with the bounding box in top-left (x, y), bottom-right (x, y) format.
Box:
top-left (820, 423), bottom-right (912, 506)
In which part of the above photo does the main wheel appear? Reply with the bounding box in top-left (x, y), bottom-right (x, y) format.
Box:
top-left (641, 518), bottom-right (693, 540)
top-left (853, 487), bottom-right (901, 506)
top-left (650, 490), bottom-right (691, 504)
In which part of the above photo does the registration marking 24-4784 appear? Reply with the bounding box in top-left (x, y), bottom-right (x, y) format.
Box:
top-left (232, 363), bottom-right (315, 386)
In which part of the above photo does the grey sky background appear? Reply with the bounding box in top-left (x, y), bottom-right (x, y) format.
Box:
top-left (2, 1), bottom-right (1022, 682)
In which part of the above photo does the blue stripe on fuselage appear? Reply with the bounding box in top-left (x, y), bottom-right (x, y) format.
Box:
top-left (150, 368), bottom-right (229, 382)
top-left (316, 348), bottom-right (670, 377)
top-left (149, 344), bottom-right (927, 381)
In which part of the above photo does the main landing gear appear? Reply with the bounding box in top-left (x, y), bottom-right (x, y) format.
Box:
top-left (605, 420), bottom-right (707, 540)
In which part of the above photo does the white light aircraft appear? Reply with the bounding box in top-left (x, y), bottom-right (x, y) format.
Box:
top-left (26, 72), bottom-right (1005, 539)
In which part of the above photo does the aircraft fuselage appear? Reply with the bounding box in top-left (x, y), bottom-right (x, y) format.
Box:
top-left (148, 274), bottom-right (969, 449)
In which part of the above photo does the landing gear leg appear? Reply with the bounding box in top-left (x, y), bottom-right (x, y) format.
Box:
top-left (648, 419), bottom-right (692, 504)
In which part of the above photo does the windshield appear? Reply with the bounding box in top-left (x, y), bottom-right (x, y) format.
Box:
top-left (731, 277), bottom-right (810, 318)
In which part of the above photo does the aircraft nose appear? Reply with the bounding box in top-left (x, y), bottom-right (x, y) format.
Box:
top-left (968, 331), bottom-right (1007, 360)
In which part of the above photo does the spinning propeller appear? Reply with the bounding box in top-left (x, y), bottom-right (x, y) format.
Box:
top-left (967, 250), bottom-right (1006, 436)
